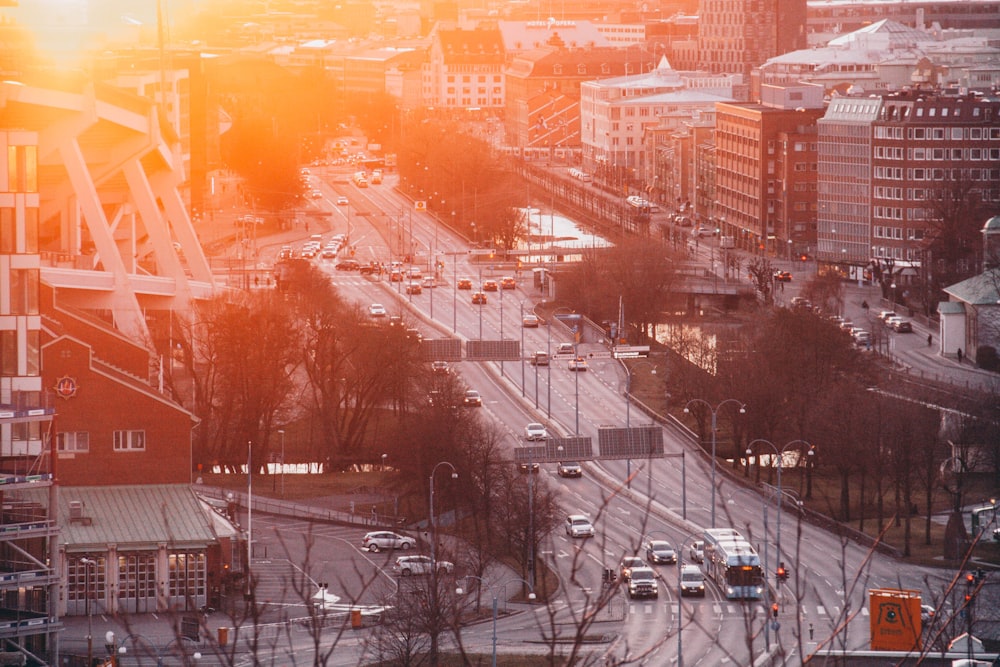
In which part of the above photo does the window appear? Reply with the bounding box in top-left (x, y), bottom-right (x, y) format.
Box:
top-left (114, 430), bottom-right (146, 451)
top-left (0, 330), bottom-right (14, 375)
top-left (10, 269), bottom-right (39, 315)
top-left (7, 145), bottom-right (38, 193)
top-left (58, 432), bottom-right (90, 452)
top-left (168, 551), bottom-right (206, 599)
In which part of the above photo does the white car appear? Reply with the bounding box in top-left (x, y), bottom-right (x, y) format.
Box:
top-left (369, 303), bottom-right (387, 318)
top-left (525, 422), bottom-right (548, 441)
top-left (565, 514), bottom-right (595, 538)
top-left (393, 555), bottom-right (454, 576)
top-left (689, 540), bottom-right (705, 563)
top-left (336, 196), bottom-right (349, 206)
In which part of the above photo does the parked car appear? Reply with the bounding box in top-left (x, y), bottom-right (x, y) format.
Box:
top-left (524, 422), bottom-right (548, 441)
top-left (362, 531), bottom-right (415, 553)
top-left (645, 539), bottom-right (677, 565)
top-left (471, 291), bottom-right (487, 305)
top-left (522, 314), bottom-right (540, 328)
top-left (462, 390), bottom-right (482, 407)
top-left (626, 566), bottom-right (658, 599)
top-left (619, 556), bottom-right (645, 582)
top-left (393, 555), bottom-right (454, 576)
top-left (564, 514), bottom-right (595, 538)
top-left (557, 462), bottom-right (582, 478)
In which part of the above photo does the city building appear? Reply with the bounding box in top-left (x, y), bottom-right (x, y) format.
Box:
top-left (714, 84), bottom-right (826, 254)
top-left (698, 0), bottom-right (808, 79)
top-left (0, 127), bottom-right (59, 664)
top-left (425, 26), bottom-right (505, 113)
top-left (939, 216), bottom-right (1000, 365)
top-left (806, 0), bottom-right (1000, 39)
top-left (817, 90), bottom-right (1000, 287)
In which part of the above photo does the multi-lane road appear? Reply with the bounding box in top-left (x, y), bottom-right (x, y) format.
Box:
top-left (253, 167), bottom-right (956, 665)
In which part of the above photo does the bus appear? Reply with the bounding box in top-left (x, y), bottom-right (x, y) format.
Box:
top-left (703, 529), bottom-right (764, 600)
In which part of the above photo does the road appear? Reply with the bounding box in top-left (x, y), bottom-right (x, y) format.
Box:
top-left (255, 167), bottom-right (959, 665)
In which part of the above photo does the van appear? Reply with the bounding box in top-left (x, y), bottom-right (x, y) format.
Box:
top-left (530, 351), bottom-right (549, 366)
top-left (556, 343), bottom-right (575, 356)
top-left (680, 565), bottom-right (706, 596)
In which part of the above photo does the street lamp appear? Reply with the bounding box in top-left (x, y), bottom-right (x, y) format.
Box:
top-left (683, 398), bottom-right (747, 528)
top-left (81, 558), bottom-right (97, 667)
top-left (624, 361), bottom-right (657, 489)
top-left (429, 461), bottom-right (458, 566)
top-left (456, 576), bottom-right (535, 667)
top-left (745, 439), bottom-right (814, 565)
top-left (278, 429), bottom-right (285, 498)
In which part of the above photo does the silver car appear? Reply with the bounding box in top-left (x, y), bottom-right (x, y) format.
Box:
top-left (361, 531), bottom-right (415, 553)
top-left (525, 422), bottom-right (548, 441)
top-left (393, 555), bottom-right (454, 576)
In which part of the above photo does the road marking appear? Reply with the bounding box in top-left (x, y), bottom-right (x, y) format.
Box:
top-left (817, 606), bottom-right (826, 616)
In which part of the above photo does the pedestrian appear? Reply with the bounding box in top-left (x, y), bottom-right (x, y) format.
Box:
top-left (957, 348), bottom-right (963, 364)
top-left (927, 333), bottom-right (932, 347)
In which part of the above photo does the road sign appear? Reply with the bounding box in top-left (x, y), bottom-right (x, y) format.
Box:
top-left (612, 345), bottom-right (650, 359)
top-left (415, 201), bottom-right (427, 211)
top-left (598, 426), bottom-right (664, 460)
top-left (467, 340), bottom-right (520, 361)
top-left (422, 338), bottom-right (462, 361)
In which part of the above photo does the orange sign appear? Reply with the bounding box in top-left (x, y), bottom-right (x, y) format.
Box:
top-left (869, 588), bottom-right (922, 651)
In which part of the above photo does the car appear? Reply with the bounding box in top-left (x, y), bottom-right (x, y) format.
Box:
top-left (482, 279), bottom-right (499, 292)
top-left (921, 604), bottom-right (936, 624)
top-left (688, 541), bottom-right (705, 563)
top-left (877, 310), bottom-right (897, 322)
top-left (524, 422), bottom-right (548, 441)
top-left (774, 270), bottom-right (792, 282)
top-left (390, 270), bottom-right (404, 282)
top-left (471, 291), bottom-right (487, 305)
top-left (838, 320), bottom-right (855, 332)
top-left (392, 555), bottom-right (454, 576)
top-left (791, 296), bottom-right (812, 309)
top-left (500, 276), bottom-right (517, 289)
top-left (645, 539), bottom-right (677, 565)
top-left (462, 389), bottom-right (482, 407)
top-left (691, 225), bottom-right (717, 238)
top-left (431, 361), bottom-right (449, 375)
top-left (421, 276), bottom-right (436, 288)
top-left (626, 566), bottom-right (658, 599)
top-left (557, 462), bottom-right (582, 478)
top-left (619, 556), bottom-right (645, 582)
top-left (309, 190), bottom-right (323, 199)
top-left (518, 462), bottom-right (540, 474)
top-left (556, 343), bottom-right (576, 356)
top-left (321, 248), bottom-right (337, 258)
top-left (336, 196), bottom-right (349, 206)
top-left (457, 277), bottom-right (473, 290)
top-left (891, 318), bottom-right (912, 333)
top-left (369, 303), bottom-right (387, 318)
top-left (680, 565), bottom-right (706, 596)
top-left (336, 259), bottom-right (360, 271)
top-left (530, 351), bottom-right (550, 366)
top-left (564, 514), bottom-right (595, 538)
top-left (406, 281), bottom-right (422, 295)
top-left (522, 314), bottom-right (540, 328)
top-left (568, 357), bottom-right (588, 371)
top-left (361, 531), bottom-right (415, 553)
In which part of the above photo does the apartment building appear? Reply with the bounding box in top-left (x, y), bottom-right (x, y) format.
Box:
top-left (698, 0), bottom-right (807, 79)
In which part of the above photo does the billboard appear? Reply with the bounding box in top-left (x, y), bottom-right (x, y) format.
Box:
top-left (869, 588), bottom-right (922, 651)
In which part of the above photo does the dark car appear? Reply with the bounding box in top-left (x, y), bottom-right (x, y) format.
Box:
top-left (773, 270), bottom-right (792, 282)
top-left (336, 259), bottom-right (360, 271)
top-left (557, 462), bottom-right (582, 478)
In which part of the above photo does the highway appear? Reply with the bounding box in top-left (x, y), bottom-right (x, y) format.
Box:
top-left (259, 167), bottom-right (956, 665)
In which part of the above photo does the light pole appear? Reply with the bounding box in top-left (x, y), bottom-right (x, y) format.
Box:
top-left (456, 576), bottom-right (535, 667)
top-left (624, 361), bottom-right (657, 489)
top-left (745, 439), bottom-right (814, 565)
top-left (519, 300), bottom-right (527, 398)
top-left (683, 398), bottom-right (746, 528)
top-left (429, 461), bottom-right (458, 566)
top-left (278, 429), bottom-right (285, 498)
top-left (81, 557), bottom-right (97, 667)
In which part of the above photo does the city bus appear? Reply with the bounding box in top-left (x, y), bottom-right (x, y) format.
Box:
top-left (703, 529), bottom-right (764, 600)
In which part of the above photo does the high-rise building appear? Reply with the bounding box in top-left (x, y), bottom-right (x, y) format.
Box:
top-left (698, 0), bottom-right (807, 79)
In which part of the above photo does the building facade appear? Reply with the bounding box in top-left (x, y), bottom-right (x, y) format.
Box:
top-left (698, 0), bottom-right (807, 79)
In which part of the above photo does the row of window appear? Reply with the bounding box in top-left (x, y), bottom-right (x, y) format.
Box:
top-left (0, 329), bottom-right (40, 376)
top-left (875, 125), bottom-right (1000, 140)
top-left (0, 207), bottom-right (40, 254)
top-left (445, 87), bottom-right (502, 96)
top-left (445, 74), bottom-right (501, 84)
top-left (67, 552), bottom-right (206, 602)
top-left (874, 166), bottom-right (1000, 182)
top-left (873, 226), bottom-right (924, 241)
top-left (56, 430), bottom-right (146, 452)
top-left (875, 146), bottom-right (1000, 161)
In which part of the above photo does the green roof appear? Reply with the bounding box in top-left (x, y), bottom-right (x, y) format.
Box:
top-left (943, 269), bottom-right (1000, 306)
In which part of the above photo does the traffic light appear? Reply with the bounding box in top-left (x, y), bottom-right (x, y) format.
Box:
top-left (772, 603), bottom-right (780, 619)
top-left (776, 562), bottom-right (788, 583)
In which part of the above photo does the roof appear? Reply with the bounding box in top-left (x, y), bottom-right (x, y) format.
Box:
top-left (498, 20), bottom-right (611, 52)
top-left (22, 484), bottom-right (235, 551)
top-left (984, 215), bottom-right (1000, 232)
top-left (828, 19), bottom-right (938, 48)
top-left (943, 269), bottom-right (1000, 306)
top-left (937, 300), bottom-right (966, 315)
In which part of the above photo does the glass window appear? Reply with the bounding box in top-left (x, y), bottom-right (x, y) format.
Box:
top-left (10, 269), bottom-right (39, 315)
top-left (114, 430), bottom-right (146, 451)
top-left (0, 207), bottom-right (13, 253)
top-left (0, 330), bottom-right (15, 375)
top-left (58, 432), bottom-right (90, 452)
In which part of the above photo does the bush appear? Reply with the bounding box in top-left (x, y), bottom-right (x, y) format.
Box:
top-left (975, 345), bottom-right (998, 371)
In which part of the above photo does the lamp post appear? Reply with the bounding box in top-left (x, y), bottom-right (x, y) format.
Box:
top-left (429, 461), bottom-right (458, 566)
top-left (624, 361), bottom-right (657, 489)
top-left (278, 429), bottom-right (286, 498)
top-left (745, 439), bottom-right (814, 565)
top-left (456, 576), bottom-right (535, 667)
top-left (519, 300), bottom-right (527, 398)
top-left (683, 398), bottom-right (746, 528)
top-left (81, 558), bottom-right (97, 667)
